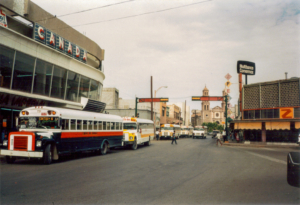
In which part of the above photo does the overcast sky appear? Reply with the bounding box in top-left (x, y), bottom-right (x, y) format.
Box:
top-left (32, 0), bottom-right (300, 114)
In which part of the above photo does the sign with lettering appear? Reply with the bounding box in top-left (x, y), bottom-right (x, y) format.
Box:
top-left (34, 23), bottom-right (87, 63)
top-left (280, 108), bottom-right (294, 119)
top-left (237, 61), bottom-right (255, 75)
top-left (0, 10), bottom-right (8, 28)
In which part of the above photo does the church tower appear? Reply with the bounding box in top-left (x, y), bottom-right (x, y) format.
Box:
top-left (202, 86), bottom-right (210, 111)
top-left (201, 86), bottom-right (211, 124)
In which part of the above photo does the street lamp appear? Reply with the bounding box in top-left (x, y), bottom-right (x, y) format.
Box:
top-left (155, 86), bottom-right (168, 97)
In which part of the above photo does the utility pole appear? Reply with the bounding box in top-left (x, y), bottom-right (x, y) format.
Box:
top-left (184, 100), bottom-right (186, 126)
top-left (225, 94), bottom-right (228, 138)
top-left (151, 76), bottom-right (153, 121)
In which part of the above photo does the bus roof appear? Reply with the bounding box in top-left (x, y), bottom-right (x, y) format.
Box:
top-left (123, 117), bottom-right (153, 124)
top-left (20, 107), bottom-right (123, 122)
top-left (161, 124), bottom-right (180, 128)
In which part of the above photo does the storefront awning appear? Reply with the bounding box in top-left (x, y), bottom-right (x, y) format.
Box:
top-left (295, 122), bottom-right (300, 129)
top-left (266, 122), bottom-right (290, 130)
top-left (234, 122), bottom-right (261, 130)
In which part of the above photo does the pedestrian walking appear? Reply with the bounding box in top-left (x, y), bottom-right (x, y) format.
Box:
top-left (171, 131), bottom-right (177, 145)
top-left (156, 130), bottom-right (159, 140)
top-left (216, 132), bottom-right (222, 146)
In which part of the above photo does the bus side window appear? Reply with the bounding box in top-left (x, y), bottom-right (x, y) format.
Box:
top-left (88, 120), bottom-right (93, 130)
top-left (116, 122), bottom-right (119, 130)
top-left (62, 119), bottom-right (69, 130)
top-left (107, 122), bottom-right (110, 130)
top-left (71, 119), bottom-right (76, 130)
top-left (77, 120), bottom-right (82, 130)
top-left (99, 121), bottom-right (103, 130)
top-left (111, 122), bottom-right (115, 130)
top-left (103, 122), bottom-right (107, 130)
top-left (83, 120), bottom-right (87, 130)
top-left (94, 121), bottom-right (98, 130)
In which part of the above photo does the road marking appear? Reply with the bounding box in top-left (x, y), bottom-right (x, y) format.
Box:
top-left (245, 151), bottom-right (286, 165)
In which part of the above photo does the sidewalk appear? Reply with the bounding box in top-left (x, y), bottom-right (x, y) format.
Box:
top-left (222, 139), bottom-right (300, 149)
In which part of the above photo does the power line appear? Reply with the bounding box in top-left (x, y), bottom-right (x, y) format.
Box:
top-left (71, 0), bottom-right (212, 28)
top-left (58, 0), bottom-right (137, 18)
top-left (34, 0), bottom-right (137, 23)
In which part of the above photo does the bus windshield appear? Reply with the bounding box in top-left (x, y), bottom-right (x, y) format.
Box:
top-left (123, 123), bottom-right (137, 130)
top-left (19, 117), bottom-right (60, 129)
top-left (194, 128), bottom-right (204, 131)
top-left (182, 128), bottom-right (190, 130)
top-left (161, 127), bottom-right (173, 131)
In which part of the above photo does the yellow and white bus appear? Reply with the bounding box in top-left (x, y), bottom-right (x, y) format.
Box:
top-left (193, 126), bottom-right (208, 139)
top-left (160, 124), bottom-right (181, 140)
top-left (180, 126), bottom-right (194, 138)
top-left (122, 117), bottom-right (154, 150)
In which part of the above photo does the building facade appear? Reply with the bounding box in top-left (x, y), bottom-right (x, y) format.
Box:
top-left (0, 1), bottom-right (105, 137)
top-left (101, 88), bottom-right (119, 109)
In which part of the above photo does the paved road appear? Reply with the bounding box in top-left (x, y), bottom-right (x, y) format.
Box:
top-left (1, 136), bottom-right (300, 204)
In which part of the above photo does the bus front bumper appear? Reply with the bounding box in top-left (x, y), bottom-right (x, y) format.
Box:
top-left (0, 150), bottom-right (43, 158)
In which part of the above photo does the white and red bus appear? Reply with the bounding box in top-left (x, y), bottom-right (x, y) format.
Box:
top-left (0, 106), bottom-right (123, 164)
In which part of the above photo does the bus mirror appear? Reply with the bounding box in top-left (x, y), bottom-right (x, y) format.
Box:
top-left (287, 152), bottom-right (300, 187)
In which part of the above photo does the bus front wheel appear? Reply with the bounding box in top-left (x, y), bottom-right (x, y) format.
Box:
top-left (43, 144), bottom-right (52, 165)
top-left (101, 142), bottom-right (108, 155)
top-left (131, 139), bottom-right (137, 150)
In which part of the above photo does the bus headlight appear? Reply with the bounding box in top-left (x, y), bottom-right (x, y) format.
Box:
top-left (3, 140), bottom-right (8, 146)
top-left (36, 140), bottom-right (42, 147)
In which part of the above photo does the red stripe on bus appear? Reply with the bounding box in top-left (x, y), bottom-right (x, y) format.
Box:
top-left (61, 131), bottom-right (123, 139)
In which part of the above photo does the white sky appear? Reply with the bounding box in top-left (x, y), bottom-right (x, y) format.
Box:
top-left (31, 0), bottom-right (300, 114)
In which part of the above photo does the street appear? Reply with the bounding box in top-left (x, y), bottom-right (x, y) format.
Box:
top-left (1, 136), bottom-right (300, 204)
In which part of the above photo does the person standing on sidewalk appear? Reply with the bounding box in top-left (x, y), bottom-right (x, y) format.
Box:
top-left (216, 132), bottom-right (222, 146)
top-left (171, 131), bottom-right (177, 145)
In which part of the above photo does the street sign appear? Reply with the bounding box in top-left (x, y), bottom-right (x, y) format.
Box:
top-left (237, 61), bottom-right (255, 75)
top-left (225, 81), bottom-right (231, 87)
top-left (192, 96), bottom-right (224, 101)
top-left (138, 98), bottom-right (169, 103)
top-left (225, 73), bottom-right (232, 80)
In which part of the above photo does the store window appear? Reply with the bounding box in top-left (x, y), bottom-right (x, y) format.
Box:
top-left (33, 59), bottom-right (53, 96)
top-left (0, 45), bottom-right (15, 89)
top-left (51, 66), bottom-right (67, 99)
top-left (78, 76), bottom-right (90, 100)
top-left (89, 79), bottom-right (100, 101)
top-left (66, 71), bottom-right (79, 101)
top-left (12, 51), bottom-right (35, 93)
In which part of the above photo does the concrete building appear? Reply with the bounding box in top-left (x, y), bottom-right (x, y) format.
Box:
top-left (165, 104), bottom-right (182, 124)
top-left (101, 88), bottom-right (119, 109)
top-left (172, 102), bottom-right (191, 126)
top-left (0, 0), bottom-right (105, 136)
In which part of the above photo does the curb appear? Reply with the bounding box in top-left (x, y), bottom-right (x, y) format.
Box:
top-left (222, 142), bottom-right (300, 149)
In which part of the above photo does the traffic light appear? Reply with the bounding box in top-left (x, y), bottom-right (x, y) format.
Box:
top-left (137, 113), bottom-right (139, 118)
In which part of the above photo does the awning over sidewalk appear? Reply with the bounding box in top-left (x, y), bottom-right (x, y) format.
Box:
top-left (266, 122), bottom-right (290, 130)
top-left (234, 122), bottom-right (261, 130)
top-left (296, 122), bottom-right (300, 129)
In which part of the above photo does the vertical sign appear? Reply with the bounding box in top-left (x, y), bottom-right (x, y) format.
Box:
top-left (0, 9), bottom-right (8, 28)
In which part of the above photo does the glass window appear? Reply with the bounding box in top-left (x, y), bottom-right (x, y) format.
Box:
top-left (71, 119), bottom-right (76, 130)
top-left (274, 109), bottom-right (279, 118)
top-left (89, 79), bottom-right (100, 100)
top-left (83, 120), bottom-right (87, 130)
top-left (62, 119), bottom-right (69, 130)
top-left (66, 71), bottom-right (80, 101)
top-left (12, 51), bottom-right (35, 93)
top-left (33, 59), bottom-right (53, 96)
top-left (248, 110), bottom-right (255, 119)
top-left (51, 66), bottom-right (67, 99)
top-left (93, 121), bottom-right (98, 130)
top-left (78, 76), bottom-right (90, 101)
top-left (98, 121), bottom-right (103, 130)
top-left (103, 121), bottom-right (106, 130)
top-left (111, 122), bottom-right (115, 130)
top-left (88, 120), bottom-right (93, 130)
top-left (77, 120), bottom-right (82, 130)
top-left (255, 110), bottom-right (260, 119)
top-left (116, 122), bottom-right (119, 130)
top-left (107, 122), bottom-right (110, 130)
top-left (0, 45), bottom-right (15, 89)
top-left (244, 111), bottom-right (249, 119)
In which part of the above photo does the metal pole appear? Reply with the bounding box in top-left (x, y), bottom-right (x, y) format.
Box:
top-left (135, 97), bottom-right (138, 117)
top-left (225, 95), bottom-right (228, 139)
top-left (184, 100), bottom-right (186, 126)
top-left (151, 76), bottom-right (153, 121)
top-left (245, 74), bottom-right (248, 85)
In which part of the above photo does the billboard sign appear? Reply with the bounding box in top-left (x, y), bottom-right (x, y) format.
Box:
top-left (0, 10), bottom-right (8, 28)
top-left (237, 61), bottom-right (255, 75)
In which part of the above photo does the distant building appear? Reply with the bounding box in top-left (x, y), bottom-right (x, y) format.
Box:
top-left (172, 102), bottom-right (191, 126)
top-left (191, 86), bottom-right (226, 126)
top-left (166, 104), bottom-right (182, 124)
top-left (101, 88), bottom-right (119, 109)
